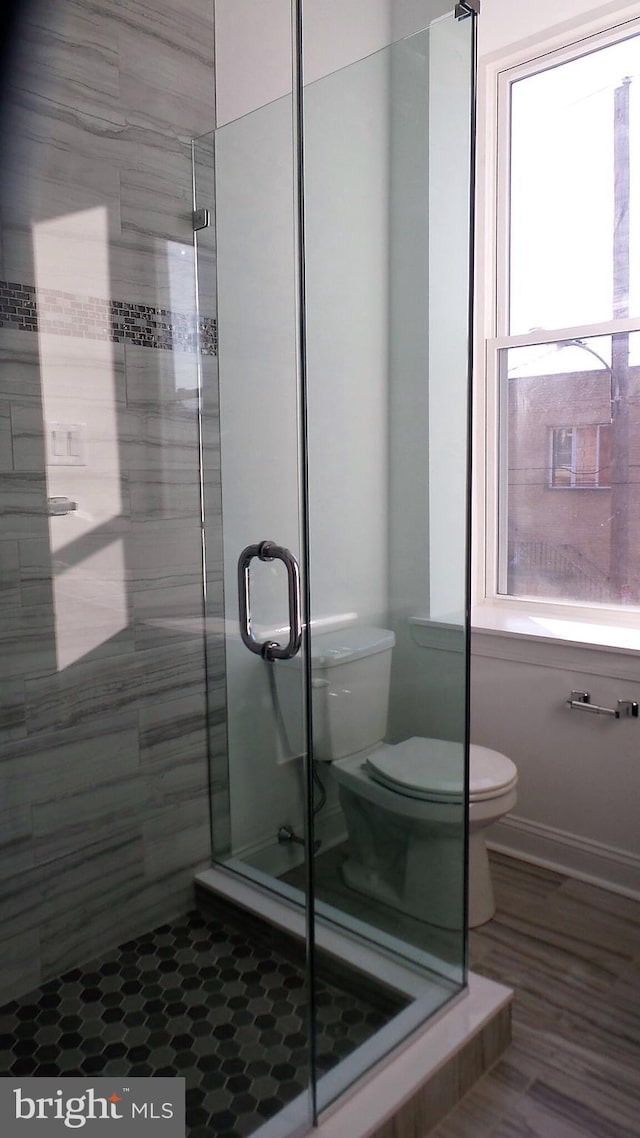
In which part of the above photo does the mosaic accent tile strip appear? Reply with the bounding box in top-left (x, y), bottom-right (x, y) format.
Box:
top-left (0, 281), bottom-right (217, 355)
top-left (0, 909), bottom-right (393, 1138)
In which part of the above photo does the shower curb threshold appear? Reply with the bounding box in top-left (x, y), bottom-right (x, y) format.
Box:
top-left (195, 866), bottom-right (512, 1138)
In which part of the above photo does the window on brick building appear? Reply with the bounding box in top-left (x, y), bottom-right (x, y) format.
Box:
top-left (550, 424), bottom-right (612, 489)
top-left (483, 21), bottom-right (640, 611)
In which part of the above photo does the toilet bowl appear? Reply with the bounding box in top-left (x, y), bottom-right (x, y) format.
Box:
top-left (277, 625), bottom-right (518, 928)
top-left (331, 738), bottom-right (517, 928)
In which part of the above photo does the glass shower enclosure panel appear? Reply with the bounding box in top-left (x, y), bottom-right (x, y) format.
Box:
top-left (195, 0), bottom-right (476, 1129)
top-left (196, 96), bottom-right (311, 883)
top-left (194, 88), bottom-right (315, 1132)
top-left (299, 9), bottom-right (474, 1111)
top-left (301, 11), bottom-right (473, 959)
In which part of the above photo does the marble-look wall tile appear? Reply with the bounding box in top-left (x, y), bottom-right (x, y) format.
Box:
top-left (209, 720), bottom-right (231, 859)
top-left (124, 343), bottom-right (199, 407)
top-left (129, 466), bottom-right (202, 523)
top-left (139, 691), bottom-right (209, 775)
top-left (32, 770), bottom-right (146, 865)
top-left (123, 407), bottom-right (201, 472)
top-left (12, 0), bottom-right (122, 125)
top-left (0, 930), bottom-right (40, 1008)
top-left (0, 402), bottom-right (13, 471)
top-left (0, 677), bottom-right (25, 744)
top-left (17, 539), bottom-right (52, 607)
top-left (129, 519), bottom-right (202, 590)
top-left (0, 0), bottom-right (221, 1000)
top-left (23, 649), bottom-right (143, 735)
top-left (0, 604), bottom-right (57, 682)
top-left (0, 805), bottom-right (33, 882)
top-left (2, 714), bottom-right (138, 814)
top-left (112, 232), bottom-right (197, 313)
top-left (117, 4), bottom-right (214, 139)
top-left (0, 473), bottom-right (49, 541)
top-left (140, 639), bottom-right (208, 705)
top-left (115, 0), bottom-right (216, 66)
top-left (10, 403), bottom-right (47, 474)
top-left (120, 166), bottom-right (195, 246)
top-left (0, 540), bottom-right (21, 609)
top-left (133, 583), bottom-right (203, 650)
top-left (0, 330), bottom-right (44, 401)
top-left (38, 832), bottom-right (148, 979)
top-left (143, 799), bottom-right (210, 880)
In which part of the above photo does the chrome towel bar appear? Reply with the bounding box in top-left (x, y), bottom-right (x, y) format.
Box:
top-left (567, 690), bottom-right (639, 719)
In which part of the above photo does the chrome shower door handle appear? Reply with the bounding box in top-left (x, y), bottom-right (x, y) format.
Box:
top-left (238, 541), bottom-right (302, 661)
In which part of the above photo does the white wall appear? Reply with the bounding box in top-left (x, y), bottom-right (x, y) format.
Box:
top-left (473, 0), bottom-right (640, 896)
top-left (478, 0), bottom-right (640, 56)
top-left (386, 12), bottom-right (472, 751)
top-left (214, 0), bottom-right (393, 126)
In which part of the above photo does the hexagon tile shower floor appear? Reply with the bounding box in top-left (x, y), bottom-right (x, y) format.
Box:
top-left (0, 909), bottom-right (399, 1138)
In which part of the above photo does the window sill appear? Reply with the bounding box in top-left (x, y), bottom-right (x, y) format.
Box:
top-left (471, 602), bottom-right (640, 671)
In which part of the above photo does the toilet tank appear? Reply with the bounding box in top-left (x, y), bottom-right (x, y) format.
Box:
top-left (303, 626), bottom-right (395, 761)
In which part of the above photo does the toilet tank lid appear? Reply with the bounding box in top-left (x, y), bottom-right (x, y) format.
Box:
top-left (306, 625), bottom-right (395, 668)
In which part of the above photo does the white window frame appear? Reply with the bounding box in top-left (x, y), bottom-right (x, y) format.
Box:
top-left (474, 5), bottom-right (640, 639)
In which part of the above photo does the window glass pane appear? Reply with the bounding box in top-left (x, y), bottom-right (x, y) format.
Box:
top-left (499, 332), bottom-right (639, 604)
top-left (509, 32), bottom-right (640, 333)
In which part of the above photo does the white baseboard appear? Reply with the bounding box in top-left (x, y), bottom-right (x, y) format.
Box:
top-left (487, 814), bottom-right (640, 901)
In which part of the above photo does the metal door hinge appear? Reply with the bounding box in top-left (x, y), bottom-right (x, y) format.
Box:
top-left (455, 0), bottom-right (479, 19)
top-left (192, 208), bottom-right (210, 232)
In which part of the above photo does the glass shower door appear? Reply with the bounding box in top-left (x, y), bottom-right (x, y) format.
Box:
top-left (194, 97), bottom-right (312, 892)
top-left (194, 0), bottom-right (477, 1131)
top-left (193, 89), bottom-right (317, 1135)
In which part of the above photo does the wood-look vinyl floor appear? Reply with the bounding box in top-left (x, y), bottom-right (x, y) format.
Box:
top-left (430, 851), bottom-right (640, 1138)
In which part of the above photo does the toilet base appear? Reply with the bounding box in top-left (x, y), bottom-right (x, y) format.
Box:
top-left (334, 775), bottom-right (517, 930)
top-left (467, 830), bottom-right (496, 927)
top-left (340, 830), bottom-right (496, 930)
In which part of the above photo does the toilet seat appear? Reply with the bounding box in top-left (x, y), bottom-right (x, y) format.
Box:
top-left (365, 738), bottom-right (517, 803)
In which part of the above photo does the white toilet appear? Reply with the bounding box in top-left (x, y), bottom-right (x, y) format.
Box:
top-left (292, 625), bottom-right (517, 929)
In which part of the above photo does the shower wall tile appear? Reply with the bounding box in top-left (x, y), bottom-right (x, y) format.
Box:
top-left (0, 0), bottom-right (223, 1001)
top-left (0, 473), bottom-right (49, 541)
top-left (139, 691), bottom-right (209, 773)
top-left (129, 466), bottom-right (203, 522)
top-left (17, 539), bottom-right (52, 607)
top-left (0, 540), bottom-right (21, 609)
top-left (132, 584), bottom-right (204, 650)
top-left (0, 931), bottom-right (40, 1008)
top-left (140, 639), bottom-right (208, 705)
top-left (129, 519), bottom-right (203, 590)
top-left (143, 798), bottom-right (210, 879)
top-left (31, 771), bottom-right (147, 865)
top-left (1, 715), bottom-right (139, 814)
top-left (0, 402), bottom-right (13, 471)
top-left (123, 407), bottom-right (201, 472)
top-left (10, 403), bottom-right (47, 473)
top-left (124, 343), bottom-right (199, 407)
top-left (23, 650), bottom-right (146, 736)
top-left (0, 605), bottom-right (57, 681)
top-left (0, 805), bottom-right (33, 882)
top-left (0, 678), bottom-right (25, 743)
top-left (121, 167), bottom-right (194, 245)
top-left (0, 330), bottom-right (44, 400)
top-left (11, 0), bottom-right (122, 123)
top-left (115, 0), bottom-right (215, 66)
